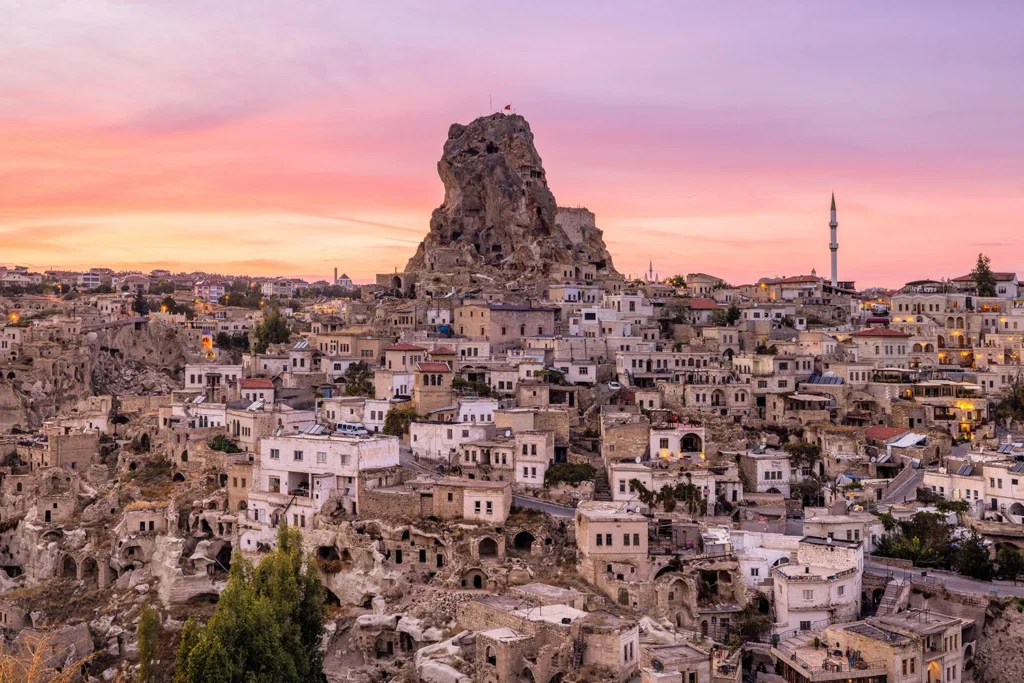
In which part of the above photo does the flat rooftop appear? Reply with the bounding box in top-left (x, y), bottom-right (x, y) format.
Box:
top-left (514, 583), bottom-right (581, 600)
top-left (511, 604), bottom-right (586, 626)
top-left (801, 535), bottom-right (862, 550)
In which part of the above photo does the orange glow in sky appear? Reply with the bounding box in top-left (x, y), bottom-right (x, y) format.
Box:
top-left (2, 3), bottom-right (1023, 287)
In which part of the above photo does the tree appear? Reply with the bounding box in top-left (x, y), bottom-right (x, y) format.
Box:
top-left (132, 290), bottom-right (151, 315)
top-left (996, 545), bottom-right (1024, 581)
top-left (209, 435), bottom-right (243, 454)
top-left (665, 275), bottom-right (686, 288)
top-left (174, 525), bottom-right (326, 683)
top-left (726, 304), bottom-right (741, 325)
top-left (971, 253), bottom-right (997, 297)
top-left (138, 604), bottom-right (163, 683)
top-left (544, 463), bottom-right (596, 487)
top-left (951, 530), bottom-right (993, 580)
top-left (254, 310), bottom-right (291, 353)
top-left (935, 499), bottom-right (970, 516)
top-left (876, 511), bottom-right (898, 533)
top-left (382, 406), bottom-right (419, 437)
top-left (784, 442), bottom-right (821, 470)
top-left (0, 631), bottom-right (95, 683)
top-left (342, 361), bottom-right (374, 397)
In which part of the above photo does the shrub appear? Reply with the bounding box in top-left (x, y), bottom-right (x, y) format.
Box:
top-left (544, 463), bottom-right (596, 488)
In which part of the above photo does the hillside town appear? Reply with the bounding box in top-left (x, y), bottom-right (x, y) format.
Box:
top-left (3, 113), bottom-right (1024, 683)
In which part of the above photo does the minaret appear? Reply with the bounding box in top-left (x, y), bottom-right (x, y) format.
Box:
top-left (829, 193), bottom-right (838, 287)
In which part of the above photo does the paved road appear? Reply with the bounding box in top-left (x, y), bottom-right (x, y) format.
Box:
top-left (513, 495), bottom-right (575, 518)
top-left (866, 560), bottom-right (1024, 598)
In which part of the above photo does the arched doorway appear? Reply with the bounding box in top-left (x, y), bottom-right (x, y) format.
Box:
top-left (479, 537), bottom-right (498, 558)
top-left (81, 557), bottom-right (99, 586)
top-left (618, 588), bottom-right (629, 605)
top-left (61, 555), bottom-right (77, 579)
top-left (513, 531), bottom-right (535, 552)
top-left (518, 668), bottom-right (535, 683)
top-left (461, 568), bottom-right (488, 590)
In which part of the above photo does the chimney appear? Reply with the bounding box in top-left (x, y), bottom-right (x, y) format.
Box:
top-left (334, 267), bottom-right (338, 285)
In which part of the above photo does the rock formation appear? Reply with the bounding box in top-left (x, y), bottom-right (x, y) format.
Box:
top-left (403, 113), bottom-right (616, 291)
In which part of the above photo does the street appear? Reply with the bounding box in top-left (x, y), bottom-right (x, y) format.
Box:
top-left (865, 560), bottom-right (1024, 599)
top-left (512, 495), bottom-right (575, 518)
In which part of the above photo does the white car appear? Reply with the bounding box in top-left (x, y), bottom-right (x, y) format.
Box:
top-left (607, 382), bottom-right (621, 390)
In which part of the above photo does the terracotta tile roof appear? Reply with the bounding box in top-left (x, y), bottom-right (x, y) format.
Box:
top-left (864, 426), bottom-right (908, 441)
top-left (686, 298), bottom-right (722, 310)
top-left (430, 346), bottom-right (456, 355)
top-left (240, 378), bottom-right (274, 389)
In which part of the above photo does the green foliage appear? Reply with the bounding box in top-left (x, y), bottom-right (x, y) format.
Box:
top-left (873, 512), bottom-right (952, 568)
top-left (711, 304), bottom-right (742, 327)
top-left (993, 371), bottom-right (1024, 423)
top-left (971, 252), bottom-right (997, 297)
top-left (151, 279), bottom-right (176, 295)
top-left (173, 525), bottom-right (326, 683)
top-left (627, 479), bottom-right (705, 515)
top-left (132, 290), bottom-right (151, 315)
top-left (996, 545), bottom-right (1024, 580)
top-left (160, 296), bottom-right (195, 320)
top-left (138, 605), bottom-right (162, 683)
top-left (208, 435), bottom-right (243, 454)
top-left (342, 361), bottom-right (374, 397)
top-left (783, 442), bottom-right (821, 468)
top-left (754, 343), bottom-right (778, 355)
top-left (876, 512), bottom-right (898, 532)
top-left (951, 530), bottom-right (994, 580)
top-left (254, 310), bottom-right (291, 353)
top-left (451, 377), bottom-right (492, 396)
top-left (543, 463), bottom-right (596, 488)
top-left (535, 368), bottom-right (567, 385)
top-left (790, 476), bottom-right (826, 506)
top-left (935, 499), bottom-right (970, 515)
top-left (736, 598), bottom-right (772, 641)
top-left (916, 486), bottom-right (941, 505)
top-left (382, 406), bottom-right (419, 437)
top-left (665, 275), bottom-right (686, 288)
top-left (214, 332), bottom-right (250, 351)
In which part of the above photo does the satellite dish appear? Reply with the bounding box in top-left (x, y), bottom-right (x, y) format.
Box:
top-left (635, 456), bottom-right (642, 464)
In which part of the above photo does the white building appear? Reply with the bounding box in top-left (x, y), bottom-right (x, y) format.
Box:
top-left (772, 536), bottom-right (862, 634)
top-left (244, 433), bottom-right (400, 546)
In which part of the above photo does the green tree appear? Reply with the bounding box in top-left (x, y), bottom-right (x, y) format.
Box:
top-left (382, 406), bottom-right (419, 437)
top-left (935, 499), bottom-right (970, 516)
top-left (138, 605), bottom-right (162, 683)
top-left (876, 511), bottom-right (898, 533)
top-left (174, 525), bottom-right (326, 683)
top-left (208, 435), bottom-right (243, 454)
top-left (342, 361), bottom-right (374, 397)
top-left (665, 275), bottom-right (686, 288)
top-left (726, 304), bottom-right (741, 325)
top-left (951, 530), bottom-right (993, 580)
top-left (132, 290), bottom-right (151, 315)
top-left (996, 545), bottom-right (1024, 580)
top-left (783, 442), bottom-right (821, 469)
top-left (254, 310), bottom-right (291, 353)
top-left (971, 253), bottom-right (997, 297)
top-left (544, 463), bottom-right (596, 487)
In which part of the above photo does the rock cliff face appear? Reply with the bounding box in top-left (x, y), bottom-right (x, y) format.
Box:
top-left (404, 113), bottom-right (616, 284)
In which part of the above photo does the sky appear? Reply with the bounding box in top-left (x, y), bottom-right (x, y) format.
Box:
top-left (1, 1), bottom-right (1023, 288)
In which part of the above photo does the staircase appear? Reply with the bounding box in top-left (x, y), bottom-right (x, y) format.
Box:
top-left (876, 579), bottom-right (903, 615)
top-left (593, 461), bottom-right (613, 501)
top-left (881, 466), bottom-right (923, 504)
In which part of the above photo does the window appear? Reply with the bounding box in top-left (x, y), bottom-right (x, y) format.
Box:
top-left (837, 585), bottom-right (844, 596)
top-left (447, 492), bottom-right (453, 502)
top-left (624, 533), bottom-right (631, 546)
top-left (596, 534), bottom-right (603, 546)
top-left (751, 567), bottom-right (759, 577)
top-left (605, 533), bottom-right (612, 546)
top-left (634, 533), bottom-right (640, 545)
top-left (293, 450), bottom-right (303, 461)
top-left (317, 451), bottom-right (327, 463)
top-left (799, 620), bottom-right (811, 631)
top-left (474, 501), bottom-right (481, 513)
top-left (270, 448), bottom-right (280, 460)
top-left (486, 501), bottom-right (493, 514)
top-left (803, 589), bottom-right (814, 600)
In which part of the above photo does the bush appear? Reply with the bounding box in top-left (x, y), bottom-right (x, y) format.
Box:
top-left (544, 463), bottom-right (596, 488)
top-left (208, 435), bottom-right (242, 454)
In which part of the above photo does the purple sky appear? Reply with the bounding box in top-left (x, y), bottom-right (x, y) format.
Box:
top-left (1, 1), bottom-right (1022, 285)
